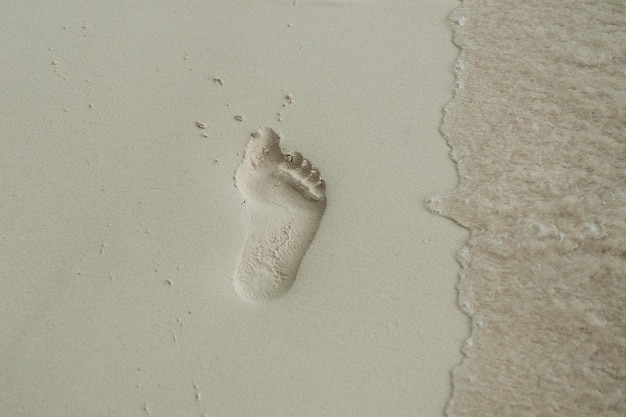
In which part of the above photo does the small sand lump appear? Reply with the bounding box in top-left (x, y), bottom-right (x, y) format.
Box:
top-left (213, 77), bottom-right (224, 85)
top-left (196, 121), bottom-right (207, 129)
top-left (234, 115), bottom-right (245, 122)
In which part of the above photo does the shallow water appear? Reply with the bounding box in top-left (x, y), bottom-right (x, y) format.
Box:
top-left (432, 0), bottom-right (626, 415)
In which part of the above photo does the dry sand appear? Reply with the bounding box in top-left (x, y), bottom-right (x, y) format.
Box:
top-left (0, 1), bottom-right (466, 416)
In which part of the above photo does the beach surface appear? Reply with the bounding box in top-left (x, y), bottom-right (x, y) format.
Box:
top-left (0, 1), bottom-right (466, 416)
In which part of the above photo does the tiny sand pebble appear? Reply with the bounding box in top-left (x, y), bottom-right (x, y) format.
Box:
top-left (196, 121), bottom-right (207, 129)
top-left (213, 77), bottom-right (224, 85)
top-left (234, 115), bottom-right (244, 122)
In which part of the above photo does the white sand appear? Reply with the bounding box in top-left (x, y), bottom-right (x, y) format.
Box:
top-left (0, 1), bottom-right (465, 416)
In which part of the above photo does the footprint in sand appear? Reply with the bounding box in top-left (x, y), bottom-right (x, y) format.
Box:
top-left (232, 127), bottom-right (326, 302)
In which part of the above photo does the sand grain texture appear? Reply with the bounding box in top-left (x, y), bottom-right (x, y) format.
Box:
top-left (430, 1), bottom-right (626, 415)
